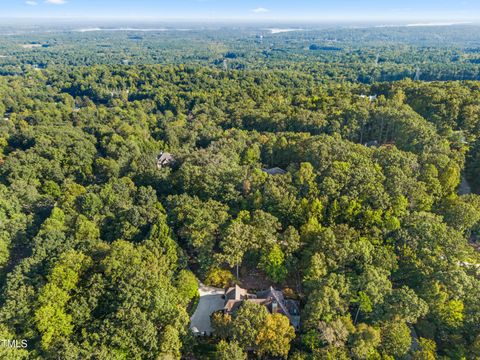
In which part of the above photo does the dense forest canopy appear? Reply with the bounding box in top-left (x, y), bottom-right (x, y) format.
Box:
top-left (0, 23), bottom-right (480, 359)
top-left (2, 23), bottom-right (480, 81)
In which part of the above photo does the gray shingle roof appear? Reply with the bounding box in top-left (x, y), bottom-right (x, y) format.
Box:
top-left (157, 152), bottom-right (175, 169)
top-left (262, 167), bottom-right (287, 176)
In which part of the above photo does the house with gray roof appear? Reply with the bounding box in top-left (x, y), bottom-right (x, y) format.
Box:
top-left (157, 152), bottom-right (176, 169)
top-left (261, 167), bottom-right (287, 176)
top-left (222, 285), bottom-right (300, 330)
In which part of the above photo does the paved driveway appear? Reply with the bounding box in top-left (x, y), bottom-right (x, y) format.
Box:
top-left (190, 283), bottom-right (225, 336)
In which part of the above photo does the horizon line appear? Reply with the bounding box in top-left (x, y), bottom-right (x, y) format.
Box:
top-left (0, 16), bottom-right (479, 23)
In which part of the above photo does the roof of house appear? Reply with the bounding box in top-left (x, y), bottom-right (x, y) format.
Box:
top-left (360, 94), bottom-right (377, 102)
top-left (225, 284), bottom-right (249, 301)
top-left (261, 167), bottom-right (287, 176)
top-left (222, 285), bottom-right (301, 329)
top-left (257, 286), bottom-right (284, 302)
top-left (157, 152), bottom-right (175, 168)
top-left (224, 298), bottom-right (269, 313)
top-left (257, 286), bottom-right (291, 319)
top-left (224, 299), bottom-right (243, 313)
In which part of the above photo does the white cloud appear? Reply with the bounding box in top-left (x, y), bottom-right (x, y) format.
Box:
top-left (252, 7), bottom-right (269, 13)
top-left (45, 0), bottom-right (67, 4)
top-left (26, 1), bottom-right (38, 5)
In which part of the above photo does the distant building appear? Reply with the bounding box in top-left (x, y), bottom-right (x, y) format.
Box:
top-left (360, 94), bottom-right (377, 102)
top-left (223, 285), bottom-right (300, 330)
top-left (261, 167), bottom-right (287, 176)
top-left (364, 140), bottom-right (379, 148)
top-left (157, 152), bottom-right (176, 169)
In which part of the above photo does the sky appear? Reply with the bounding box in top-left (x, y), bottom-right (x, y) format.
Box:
top-left (2, 0), bottom-right (480, 22)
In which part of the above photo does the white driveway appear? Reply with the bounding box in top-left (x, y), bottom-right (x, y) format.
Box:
top-left (190, 283), bottom-right (225, 336)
